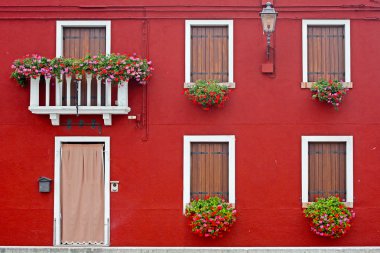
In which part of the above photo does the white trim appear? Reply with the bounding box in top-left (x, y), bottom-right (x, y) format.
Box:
top-left (301, 136), bottom-right (353, 206)
top-left (302, 20), bottom-right (350, 82)
top-left (183, 135), bottom-right (235, 213)
top-left (54, 136), bottom-right (110, 246)
top-left (185, 20), bottom-right (234, 84)
top-left (56, 20), bottom-right (111, 57)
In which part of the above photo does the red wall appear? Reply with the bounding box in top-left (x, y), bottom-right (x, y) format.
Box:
top-left (1, 0), bottom-right (380, 246)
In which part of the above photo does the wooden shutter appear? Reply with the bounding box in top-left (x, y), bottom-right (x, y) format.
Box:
top-left (190, 143), bottom-right (229, 201)
top-left (308, 142), bottom-right (346, 202)
top-left (307, 26), bottom-right (345, 82)
top-left (191, 26), bottom-right (228, 83)
top-left (62, 27), bottom-right (106, 106)
top-left (63, 27), bottom-right (106, 58)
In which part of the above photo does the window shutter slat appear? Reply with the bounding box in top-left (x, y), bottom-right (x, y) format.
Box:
top-left (222, 27), bottom-right (228, 82)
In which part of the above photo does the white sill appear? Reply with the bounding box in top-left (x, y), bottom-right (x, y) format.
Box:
top-left (302, 202), bottom-right (353, 208)
top-left (184, 82), bottom-right (236, 88)
top-left (301, 82), bottom-right (353, 89)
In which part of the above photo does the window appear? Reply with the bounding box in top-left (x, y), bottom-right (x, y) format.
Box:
top-left (183, 135), bottom-right (235, 212)
top-left (302, 20), bottom-right (351, 88)
top-left (301, 136), bottom-right (353, 207)
top-left (185, 20), bottom-right (234, 87)
top-left (56, 20), bottom-right (111, 57)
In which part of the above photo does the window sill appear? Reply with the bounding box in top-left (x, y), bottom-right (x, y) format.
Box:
top-left (300, 82), bottom-right (353, 89)
top-left (184, 82), bottom-right (236, 88)
top-left (302, 202), bottom-right (353, 208)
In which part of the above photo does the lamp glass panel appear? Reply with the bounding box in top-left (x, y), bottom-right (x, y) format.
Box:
top-left (261, 14), bottom-right (277, 33)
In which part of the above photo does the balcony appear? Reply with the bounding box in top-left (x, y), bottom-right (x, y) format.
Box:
top-left (28, 74), bottom-right (130, 126)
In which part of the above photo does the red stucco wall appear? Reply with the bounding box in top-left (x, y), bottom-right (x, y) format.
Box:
top-left (1, 0), bottom-right (380, 246)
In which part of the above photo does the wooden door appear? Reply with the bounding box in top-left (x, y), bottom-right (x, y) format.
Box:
top-left (62, 27), bottom-right (106, 106)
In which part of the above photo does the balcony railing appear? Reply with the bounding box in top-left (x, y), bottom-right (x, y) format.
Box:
top-left (28, 73), bottom-right (130, 125)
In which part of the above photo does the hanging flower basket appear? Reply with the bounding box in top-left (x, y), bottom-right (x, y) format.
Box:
top-left (310, 79), bottom-right (349, 110)
top-left (11, 53), bottom-right (154, 86)
top-left (184, 80), bottom-right (231, 111)
top-left (304, 196), bottom-right (355, 239)
top-left (185, 196), bottom-right (237, 239)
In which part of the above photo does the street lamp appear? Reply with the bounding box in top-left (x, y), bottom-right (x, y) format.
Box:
top-left (260, 2), bottom-right (278, 60)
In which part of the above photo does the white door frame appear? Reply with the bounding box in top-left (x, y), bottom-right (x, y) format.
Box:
top-left (53, 136), bottom-right (110, 246)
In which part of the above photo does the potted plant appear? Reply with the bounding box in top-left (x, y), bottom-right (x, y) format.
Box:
top-left (304, 196), bottom-right (355, 238)
top-left (49, 57), bottom-right (77, 83)
top-left (82, 55), bottom-right (101, 76)
top-left (184, 80), bottom-right (231, 110)
top-left (10, 54), bottom-right (50, 87)
top-left (310, 79), bottom-right (349, 110)
top-left (185, 196), bottom-right (237, 239)
top-left (97, 53), bottom-right (154, 85)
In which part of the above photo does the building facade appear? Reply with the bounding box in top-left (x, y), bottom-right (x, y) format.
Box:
top-left (1, 0), bottom-right (380, 247)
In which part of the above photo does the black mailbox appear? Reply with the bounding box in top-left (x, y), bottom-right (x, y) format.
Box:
top-left (38, 177), bottom-right (52, 193)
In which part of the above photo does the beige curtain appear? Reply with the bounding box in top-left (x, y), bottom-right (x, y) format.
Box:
top-left (61, 144), bottom-right (104, 245)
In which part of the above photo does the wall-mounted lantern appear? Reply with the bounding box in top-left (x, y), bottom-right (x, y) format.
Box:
top-left (38, 177), bottom-right (52, 193)
top-left (260, 2), bottom-right (278, 62)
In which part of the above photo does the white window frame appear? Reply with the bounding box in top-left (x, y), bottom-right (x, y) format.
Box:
top-left (302, 20), bottom-right (351, 85)
top-left (301, 136), bottom-right (353, 208)
top-left (185, 20), bottom-right (234, 87)
top-left (56, 20), bottom-right (111, 57)
top-left (183, 135), bottom-right (235, 213)
top-left (53, 136), bottom-right (110, 246)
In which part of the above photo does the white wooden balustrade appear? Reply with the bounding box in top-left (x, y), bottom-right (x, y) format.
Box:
top-left (28, 74), bottom-right (130, 126)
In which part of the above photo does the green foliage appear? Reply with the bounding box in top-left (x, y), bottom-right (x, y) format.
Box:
top-left (184, 80), bottom-right (231, 110)
top-left (304, 196), bottom-right (355, 238)
top-left (310, 79), bottom-right (348, 110)
top-left (11, 53), bottom-right (154, 86)
top-left (185, 196), bottom-right (236, 239)
top-left (10, 54), bottom-right (50, 87)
